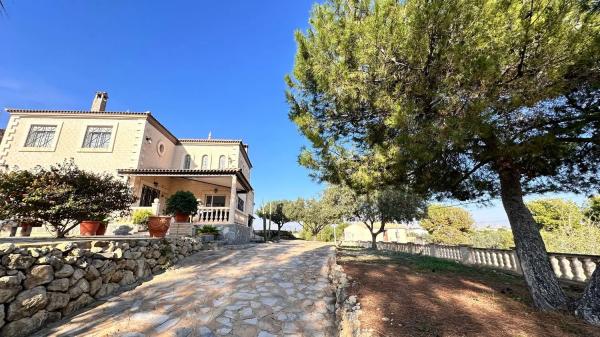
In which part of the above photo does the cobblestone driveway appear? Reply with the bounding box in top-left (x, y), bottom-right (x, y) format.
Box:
top-left (33, 241), bottom-right (336, 337)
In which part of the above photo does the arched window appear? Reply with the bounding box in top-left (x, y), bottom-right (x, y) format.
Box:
top-left (201, 155), bottom-right (209, 169)
top-left (218, 155), bottom-right (227, 169)
top-left (183, 155), bottom-right (191, 169)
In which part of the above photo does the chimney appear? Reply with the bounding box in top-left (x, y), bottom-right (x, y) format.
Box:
top-left (91, 91), bottom-right (108, 111)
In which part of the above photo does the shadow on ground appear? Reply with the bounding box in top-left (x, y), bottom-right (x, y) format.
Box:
top-left (338, 246), bottom-right (600, 337)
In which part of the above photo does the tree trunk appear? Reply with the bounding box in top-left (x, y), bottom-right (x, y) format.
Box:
top-left (262, 217), bottom-right (266, 240)
top-left (576, 267), bottom-right (600, 326)
top-left (498, 168), bottom-right (569, 311)
top-left (371, 232), bottom-right (378, 250)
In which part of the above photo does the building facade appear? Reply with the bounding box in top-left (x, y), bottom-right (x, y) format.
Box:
top-left (0, 92), bottom-right (255, 238)
top-left (343, 222), bottom-right (411, 243)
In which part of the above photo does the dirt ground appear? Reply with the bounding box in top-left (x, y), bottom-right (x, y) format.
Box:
top-left (337, 247), bottom-right (600, 337)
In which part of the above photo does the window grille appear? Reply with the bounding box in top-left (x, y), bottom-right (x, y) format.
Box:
top-left (24, 125), bottom-right (56, 148)
top-left (82, 126), bottom-right (112, 149)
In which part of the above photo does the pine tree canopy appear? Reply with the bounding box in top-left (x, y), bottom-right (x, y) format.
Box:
top-left (287, 0), bottom-right (600, 201)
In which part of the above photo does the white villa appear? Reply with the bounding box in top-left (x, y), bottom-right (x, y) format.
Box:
top-left (0, 92), bottom-right (255, 241)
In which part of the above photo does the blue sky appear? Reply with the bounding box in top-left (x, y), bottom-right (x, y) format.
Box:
top-left (0, 1), bottom-right (587, 228)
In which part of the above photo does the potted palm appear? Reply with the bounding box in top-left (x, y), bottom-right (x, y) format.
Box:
top-left (165, 191), bottom-right (198, 223)
top-left (196, 225), bottom-right (220, 242)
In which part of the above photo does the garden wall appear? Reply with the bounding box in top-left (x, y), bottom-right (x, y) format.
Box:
top-left (343, 241), bottom-right (598, 284)
top-left (0, 237), bottom-right (209, 337)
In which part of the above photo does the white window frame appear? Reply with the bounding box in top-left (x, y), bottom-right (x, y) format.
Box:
top-left (201, 155), bottom-right (210, 169)
top-left (218, 155), bottom-right (227, 169)
top-left (20, 121), bottom-right (63, 152)
top-left (78, 122), bottom-right (119, 153)
top-left (205, 194), bottom-right (227, 207)
top-left (81, 126), bottom-right (113, 149)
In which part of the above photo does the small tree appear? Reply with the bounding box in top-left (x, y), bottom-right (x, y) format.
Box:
top-left (2, 161), bottom-right (134, 238)
top-left (284, 187), bottom-right (354, 240)
top-left (256, 201), bottom-right (291, 241)
top-left (420, 205), bottom-right (475, 245)
top-left (354, 187), bottom-right (426, 249)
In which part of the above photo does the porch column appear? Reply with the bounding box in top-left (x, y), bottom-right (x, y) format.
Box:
top-left (229, 175), bottom-right (237, 224)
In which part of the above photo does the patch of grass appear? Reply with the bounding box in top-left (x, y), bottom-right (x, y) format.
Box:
top-left (337, 246), bottom-right (522, 285)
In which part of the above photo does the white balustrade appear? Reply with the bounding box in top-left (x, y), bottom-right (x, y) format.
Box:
top-left (196, 207), bottom-right (230, 224)
top-left (341, 240), bottom-right (598, 284)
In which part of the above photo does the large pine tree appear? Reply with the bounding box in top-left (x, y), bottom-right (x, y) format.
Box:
top-left (287, 0), bottom-right (600, 324)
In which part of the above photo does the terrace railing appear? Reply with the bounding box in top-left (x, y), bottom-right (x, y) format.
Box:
top-left (344, 241), bottom-right (598, 284)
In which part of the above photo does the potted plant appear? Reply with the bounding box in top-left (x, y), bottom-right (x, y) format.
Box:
top-left (165, 191), bottom-right (198, 223)
top-left (196, 225), bottom-right (220, 242)
top-left (80, 219), bottom-right (101, 236)
top-left (147, 215), bottom-right (172, 238)
top-left (132, 209), bottom-right (153, 232)
top-left (96, 220), bottom-right (109, 235)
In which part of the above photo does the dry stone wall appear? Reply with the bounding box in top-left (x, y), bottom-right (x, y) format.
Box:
top-left (0, 237), bottom-right (207, 337)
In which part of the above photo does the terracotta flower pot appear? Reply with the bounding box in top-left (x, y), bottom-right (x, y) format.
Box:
top-left (147, 216), bottom-right (171, 238)
top-left (174, 213), bottom-right (189, 223)
top-left (80, 220), bottom-right (101, 236)
top-left (96, 222), bottom-right (108, 235)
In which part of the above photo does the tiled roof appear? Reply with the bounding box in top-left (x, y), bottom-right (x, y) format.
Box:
top-left (117, 168), bottom-right (241, 175)
top-left (179, 139), bottom-right (243, 144)
top-left (117, 168), bottom-right (253, 192)
top-left (5, 109), bottom-right (151, 116)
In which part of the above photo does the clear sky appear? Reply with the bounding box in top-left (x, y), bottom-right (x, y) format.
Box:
top-left (0, 1), bottom-right (587, 228)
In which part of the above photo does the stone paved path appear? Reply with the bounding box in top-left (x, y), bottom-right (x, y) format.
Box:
top-left (32, 241), bottom-right (337, 337)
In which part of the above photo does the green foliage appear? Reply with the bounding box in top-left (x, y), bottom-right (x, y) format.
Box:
top-left (256, 200), bottom-right (292, 229)
top-left (420, 204), bottom-right (474, 245)
top-left (288, 0), bottom-right (600, 200)
top-left (300, 222), bottom-right (349, 242)
top-left (132, 209), bottom-right (153, 225)
top-left (0, 169), bottom-right (37, 223)
top-left (541, 224), bottom-right (600, 255)
top-left (196, 225), bottom-right (220, 235)
top-left (526, 198), bottom-right (584, 231)
top-left (471, 228), bottom-right (515, 249)
top-left (354, 187), bottom-right (426, 229)
top-left (584, 196), bottom-right (600, 223)
top-left (165, 191), bottom-right (198, 215)
top-left (0, 160), bottom-right (135, 238)
top-left (287, 185), bottom-right (356, 238)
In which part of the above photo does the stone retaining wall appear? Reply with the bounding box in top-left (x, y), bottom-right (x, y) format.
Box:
top-left (0, 237), bottom-right (210, 337)
top-left (343, 241), bottom-right (599, 284)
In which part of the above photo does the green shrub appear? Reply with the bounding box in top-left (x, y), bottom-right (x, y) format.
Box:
top-left (471, 228), bottom-right (514, 249)
top-left (165, 191), bottom-right (198, 215)
top-left (0, 160), bottom-right (134, 238)
top-left (196, 225), bottom-right (220, 235)
top-left (132, 209), bottom-right (153, 226)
